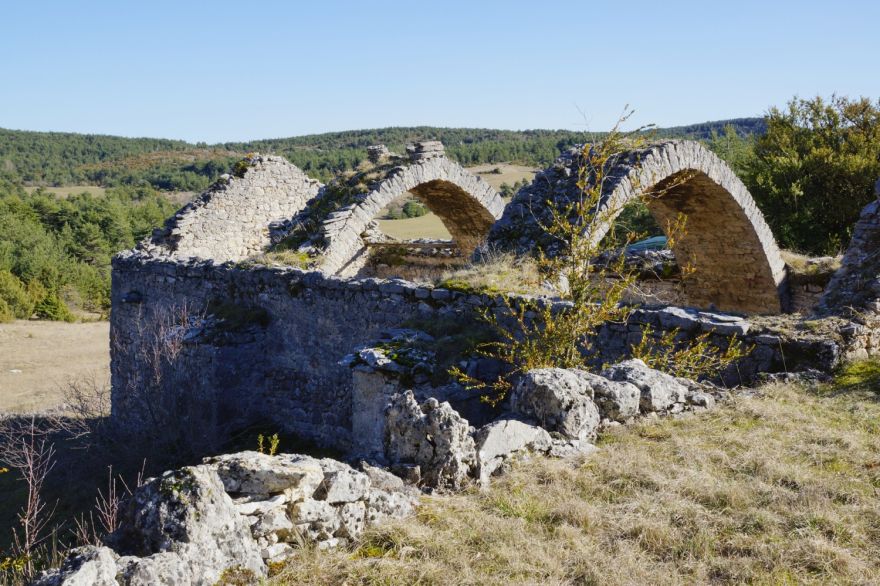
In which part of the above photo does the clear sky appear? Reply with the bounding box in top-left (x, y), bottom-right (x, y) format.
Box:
top-left (1, 0), bottom-right (878, 143)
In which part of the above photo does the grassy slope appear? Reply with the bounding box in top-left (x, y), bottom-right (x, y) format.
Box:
top-left (272, 363), bottom-right (880, 585)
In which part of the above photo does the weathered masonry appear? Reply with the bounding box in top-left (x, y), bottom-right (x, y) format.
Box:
top-left (318, 142), bottom-right (505, 276)
top-left (490, 141), bottom-right (787, 314)
top-left (110, 254), bottom-right (861, 451)
top-left (111, 142), bottom-right (880, 450)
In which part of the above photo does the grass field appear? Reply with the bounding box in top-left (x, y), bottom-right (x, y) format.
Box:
top-left (24, 185), bottom-right (107, 198)
top-left (0, 320), bottom-right (109, 413)
top-left (272, 364), bottom-right (880, 585)
top-left (23, 185), bottom-right (195, 205)
top-left (379, 163), bottom-right (536, 241)
top-left (465, 162), bottom-right (537, 192)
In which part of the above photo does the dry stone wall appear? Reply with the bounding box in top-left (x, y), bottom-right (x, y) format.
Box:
top-left (111, 251), bottom-right (856, 452)
top-left (490, 141), bottom-right (788, 314)
top-left (143, 154), bottom-right (323, 262)
top-left (820, 187), bottom-right (880, 316)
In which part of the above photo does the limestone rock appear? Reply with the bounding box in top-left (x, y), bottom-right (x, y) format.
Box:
top-left (315, 468), bottom-right (371, 504)
top-left (262, 542), bottom-right (295, 563)
top-left (601, 359), bottom-right (687, 413)
top-left (208, 451), bottom-right (324, 499)
top-left (253, 506), bottom-right (295, 540)
top-left (33, 546), bottom-right (119, 586)
top-left (474, 417), bottom-right (552, 484)
top-left (110, 465), bottom-right (265, 585)
top-left (510, 368), bottom-right (601, 440)
top-left (384, 391), bottom-right (477, 490)
top-left (291, 500), bottom-right (340, 541)
top-left (584, 372), bottom-right (641, 422)
top-left (365, 488), bottom-right (418, 525)
top-left (116, 553), bottom-right (191, 586)
top-left (337, 501), bottom-right (367, 538)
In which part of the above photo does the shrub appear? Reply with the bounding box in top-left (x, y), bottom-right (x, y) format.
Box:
top-left (33, 291), bottom-right (75, 322)
top-left (0, 270), bottom-right (35, 319)
top-left (0, 298), bottom-right (13, 323)
top-left (402, 200), bottom-right (428, 218)
top-left (451, 112), bottom-right (749, 403)
top-left (745, 95), bottom-right (880, 255)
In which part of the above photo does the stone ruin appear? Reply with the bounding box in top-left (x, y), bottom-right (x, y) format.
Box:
top-left (68, 141), bottom-right (880, 581)
top-left (111, 140), bottom-right (880, 448)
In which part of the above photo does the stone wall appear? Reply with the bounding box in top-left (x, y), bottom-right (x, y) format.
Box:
top-left (111, 252), bottom-right (860, 452)
top-left (143, 154), bottom-right (323, 262)
top-left (820, 190), bottom-right (880, 316)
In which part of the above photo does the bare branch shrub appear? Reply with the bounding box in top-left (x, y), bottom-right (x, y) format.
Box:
top-left (452, 111), bottom-right (748, 402)
top-left (113, 302), bottom-right (226, 460)
top-left (0, 416), bottom-right (59, 581)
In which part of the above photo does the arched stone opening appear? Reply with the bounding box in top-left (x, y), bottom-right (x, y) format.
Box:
top-left (408, 179), bottom-right (499, 254)
top-left (605, 169), bottom-right (786, 314)
top-left (490, 141), bottom-right (788, 314)
top-left (319, 152), bottom-right (505, 277)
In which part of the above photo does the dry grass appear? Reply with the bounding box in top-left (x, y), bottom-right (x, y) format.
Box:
top-left (437, 252), bottom-right (551, 296)
top-left (781, 250), bottom-right (842, 277)
top-left (0, 321), bottom-right (109, 413)
top-left (272, 369), bottom-right (880, 585)
top-left (465, 162), bottom-right (538, 192)
top-left (23, 185), bottom-right (107, 198)
top-left (377, 214), bottom-right (452, 240)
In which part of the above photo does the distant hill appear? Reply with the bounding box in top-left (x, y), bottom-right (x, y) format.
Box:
top-left (0, 118), bottom-right (765, 190)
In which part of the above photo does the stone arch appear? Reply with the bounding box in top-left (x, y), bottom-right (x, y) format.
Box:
top-left (491, 141), bottom-right (788, 314)
top-left (319, 154), bottom-right (506, 276)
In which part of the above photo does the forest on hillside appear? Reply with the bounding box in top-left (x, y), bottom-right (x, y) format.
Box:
top-left (0, 118), bottom-right (765, 189)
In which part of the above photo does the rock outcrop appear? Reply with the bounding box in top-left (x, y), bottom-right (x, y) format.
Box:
top-left (36, 452), bottom-right (418, 585)
top-left (510, 368), bottom-right (601, 440)
top-left (385, 391), bottom-right (477, 491)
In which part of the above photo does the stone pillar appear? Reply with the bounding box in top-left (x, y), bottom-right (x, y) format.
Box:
top-left (367, 145), bottom-right (390, 164)
top-left (406, 141), bottom-right (445, 162)
top-left (350, 367), bottom-right (402, 461)
top-left (819, 179), bottom-right (880, 315)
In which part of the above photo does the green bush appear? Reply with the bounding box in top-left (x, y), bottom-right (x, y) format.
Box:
top-left (402, 200), bottom-right (428, 218)
top-left (0, 270), bottom-right (35, 319)
top-left (0, 298), bottom-right (13, 323)
top-left (744, 95), bottom-right (880, 255)
top-left (34, 291), bottom-right (75, 322)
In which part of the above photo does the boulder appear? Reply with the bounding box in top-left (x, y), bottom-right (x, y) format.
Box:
top-left (510, 368), bottom-right (600, 440)
top-left (385, 391), bottom-right (477, 490)
top-left (315, 468), bottom-right (370, 504)
top-left (474, 417), bottom-right (552, 484)
top-left (584, 372), bottom-right (641, 422)
top-left (33, 546), bottom-right (119, 586)
top-left (207, 451), bottom-right (324, 499)
top-left (601, 359), bottom-right (687, 413)
top-left (110, 465), bottom-right (265, 585)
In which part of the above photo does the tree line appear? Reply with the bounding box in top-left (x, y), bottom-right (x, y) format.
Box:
top-left (0, 119), bottom-right (764, 189)
top-left (0, 99), bottom-right (877, 321)
top-left (0, 181), bottom-right (176, 321)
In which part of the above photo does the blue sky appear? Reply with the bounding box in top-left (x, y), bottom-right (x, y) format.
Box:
top-left (1, 0), bottom-right (878, 143)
